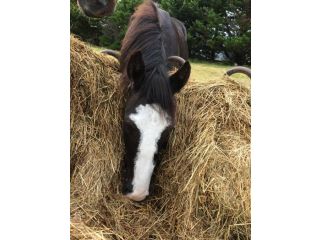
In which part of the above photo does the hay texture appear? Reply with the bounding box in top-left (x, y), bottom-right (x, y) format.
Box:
top-left (71, 35), bottom-right (251, 240)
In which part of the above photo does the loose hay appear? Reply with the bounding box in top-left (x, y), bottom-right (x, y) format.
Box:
top-left (71, 35), bottom-right (251, 240)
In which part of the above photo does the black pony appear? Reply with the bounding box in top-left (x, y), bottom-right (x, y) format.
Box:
top-left (119, 0), bottom-right (191, 201)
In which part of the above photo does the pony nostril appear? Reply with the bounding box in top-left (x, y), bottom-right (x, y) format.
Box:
top-left (122, 182), bottom-right (133, 195)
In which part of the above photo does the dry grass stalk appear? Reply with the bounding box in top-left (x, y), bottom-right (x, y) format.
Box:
top-left (71, 35), bottom-right (251, 240)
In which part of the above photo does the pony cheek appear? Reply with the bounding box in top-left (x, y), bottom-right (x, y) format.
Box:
top-left (122, 180), bottom-right (133, 195)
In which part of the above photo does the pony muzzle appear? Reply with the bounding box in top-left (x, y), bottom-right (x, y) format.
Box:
top-left (125, 189), bottom-right (149, 201)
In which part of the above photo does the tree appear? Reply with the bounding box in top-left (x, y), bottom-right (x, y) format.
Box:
top-left (70, 0), bottom-right (104, 45)
top-left (159, 0), bottom-right (251, 65)
top-left (99, 0), bottom-right (143, 49)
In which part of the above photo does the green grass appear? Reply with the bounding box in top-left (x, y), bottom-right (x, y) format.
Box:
top-left (89, 44), bottom-right (250, 89)
top-left (189, 59), bottom-right (250, 89)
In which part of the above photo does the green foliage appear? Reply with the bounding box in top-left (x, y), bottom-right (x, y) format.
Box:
top-left (224, 32), bottom-right (251, 65)
top-left (99, 0), bottom-right (143, 49)
top-left (159, 0), bottom-right (251, 64)
top-left (70, 0), bottom-right (104, 45)
top-left (70, 0), bottom-right (251, 65)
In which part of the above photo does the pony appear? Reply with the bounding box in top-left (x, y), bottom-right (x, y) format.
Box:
top-left (118, 0), bottom-right (191, 201)
top-left (77, 0), bottom-right (117, 18)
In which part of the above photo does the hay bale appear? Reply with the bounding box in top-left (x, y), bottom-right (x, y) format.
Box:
top-left (70, 35), bottom-right (251, 240)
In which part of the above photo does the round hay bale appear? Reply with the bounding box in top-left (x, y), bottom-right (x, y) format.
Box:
top-left (70, 35), bottom-right (251, 240)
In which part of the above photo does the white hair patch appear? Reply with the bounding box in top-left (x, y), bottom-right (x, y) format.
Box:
top-left (127, 104), bottom-right (170, 201)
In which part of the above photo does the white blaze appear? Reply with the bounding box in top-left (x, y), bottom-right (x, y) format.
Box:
top-left (127, 104), bottom-right (170, 201)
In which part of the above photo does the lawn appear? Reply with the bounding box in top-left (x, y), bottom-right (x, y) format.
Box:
top-left (88, 44), bottom-right (250, 89)
top-left (189, 59), bottom-right (250, 89)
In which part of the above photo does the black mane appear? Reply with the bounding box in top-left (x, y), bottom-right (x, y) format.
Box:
top-left (120, 0), bottom-right (174, 114)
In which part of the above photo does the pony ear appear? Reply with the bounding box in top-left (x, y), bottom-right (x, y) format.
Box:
top-left (169, 61), bottom-right (191, 93)
top-left (127, 51), bottom-right (145, 90)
